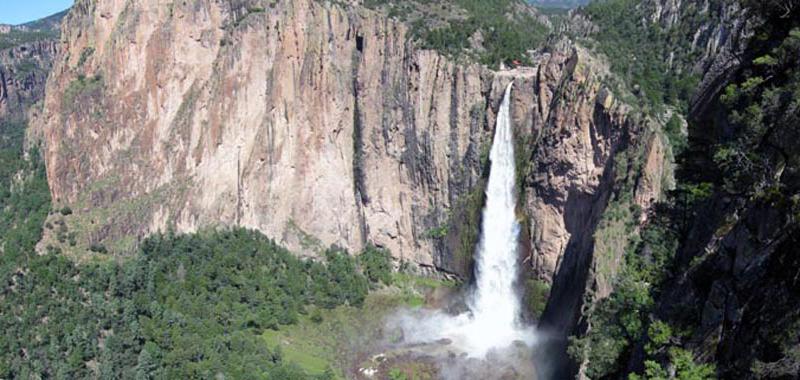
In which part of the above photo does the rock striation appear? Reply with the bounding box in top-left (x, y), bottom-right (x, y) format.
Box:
top-left (38, 0), bottom-right (669, 289)
top-left (0, 40), bottom-right (58, 120)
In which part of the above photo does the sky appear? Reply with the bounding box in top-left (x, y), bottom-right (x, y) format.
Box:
top-left (0, 0), bottom-right (73, 25)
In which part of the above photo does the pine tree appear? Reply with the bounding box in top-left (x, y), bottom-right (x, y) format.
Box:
top-left (135, 342), bottom-right (160, 380)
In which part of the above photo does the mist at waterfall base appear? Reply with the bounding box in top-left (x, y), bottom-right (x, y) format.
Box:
top-left (385, 83), bottom-right (540, 377)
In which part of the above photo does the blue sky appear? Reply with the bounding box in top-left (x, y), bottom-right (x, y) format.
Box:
top-left (0, 0), bottom-right (74, 25)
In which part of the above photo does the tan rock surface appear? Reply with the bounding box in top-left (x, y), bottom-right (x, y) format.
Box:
top-left (38, 0), bottom-right (671, 285)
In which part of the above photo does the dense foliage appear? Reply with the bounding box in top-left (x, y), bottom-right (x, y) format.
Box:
top-left (2, 223), bottom-right (391, 378)
top-left (581, 0), bottom-right (699, 112)
top-left (358, 244), bottom-right (394, 286)
top-left (364, 0), bottom-right (548, 67)
top-left (418, 0), bottom-right (548, 66)
top-left (571, 0), bottom-right (800, 378)
top-left (712, 28), bottom-right (800, 199)
top-left (0, 29), bottom-right (59, 50)
top-left (527, 0), bottom-right (589, 9)
top-left (0, 121), bottom-right (51, 260)
top-left (0, 125), bottom-right (384, 379)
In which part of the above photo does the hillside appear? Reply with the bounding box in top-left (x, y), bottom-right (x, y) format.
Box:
top-left (0, 10), bottom-right (65, 50)
top-left (362, 0), bottom-right (550, 66)
top-left (563, 0), bottom-right (800, 378)
top-left (0, 9), bottom-right (63, 120)
top-left (528, 0), bottom-right (590, 8)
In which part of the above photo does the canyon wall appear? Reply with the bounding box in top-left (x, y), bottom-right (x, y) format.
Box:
top-left (0, 40), bottom-right (58, 121)
top-left (644, 2), bottom-right (800, 377)
top-left (39, 0), bottom-right (494, 273)
top-left (646, 0), bottom-right (752, 118)
top-left (0, 11), bottom-right (63, 122)
top-left (38, 0), bottom-right (669, 288)
top-left (36, 3), bottom-right (678, 376)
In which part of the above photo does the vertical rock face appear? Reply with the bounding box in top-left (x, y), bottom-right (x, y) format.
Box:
top-left (40, 0), bottom-right (497, 273)
top-left (525, 47), bottom-right (620, 286)
top-left (38, 0), bottom-right (669, 289)
top-left (655, 199), bottom-right (800, 377)
top-left (635, 2), bottom-right (800, 377)
top-left (642, 0), bottom-right (752, 118)
top-left (0, 11), bottom-right (63, 121)
top-left (0, 40), bottom-right (58, 120)
top-left (523, 45), bottom-right (670, 339)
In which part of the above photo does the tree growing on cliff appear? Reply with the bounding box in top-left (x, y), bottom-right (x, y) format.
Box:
top-left (359, 244), bottom-right (394, 285)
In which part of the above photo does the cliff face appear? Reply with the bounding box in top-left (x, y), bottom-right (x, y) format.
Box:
top-left (40, 0), bottom-right (491, 273)
top-left (0, 11), bottom-right (63, 121)
top-left (559, 1), bottom-right (800, 378)
top-left (643, 2), bottom-right (800, 377)
top-left (38, 0), bottom-right (668, 292)
top-left (0, 40), bottom-right (58, 121)
top-left (527, 45), bottom-right (672, 378)
top-left (646, 0), bottom-right (753, 119)
top-left (651, 197), bottom-right (800, 378)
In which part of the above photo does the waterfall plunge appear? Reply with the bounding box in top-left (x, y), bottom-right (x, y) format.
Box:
top-left (463, 82), bottom-right (532, 354)
top-left (390, 82), bottom-right (535, 358)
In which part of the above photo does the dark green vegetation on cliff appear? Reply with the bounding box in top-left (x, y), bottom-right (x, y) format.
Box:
top-left (0, 124), bottom-right (51, 265)
top-left (568, 0), bottom-right (800, 378)
top-left (363, 0), bottom-right (548, 66)
top-left (528, 0), bottom-right (589, 9)
top-left (579, 0), bottom-right (699, 112)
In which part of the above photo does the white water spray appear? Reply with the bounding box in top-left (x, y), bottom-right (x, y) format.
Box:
top-left (463, 81), bottom-right (531, 353)
top-left (389, 82), bottom-right (535, 358)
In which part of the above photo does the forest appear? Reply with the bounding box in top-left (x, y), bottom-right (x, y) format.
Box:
top-left (0, 123), bottom-right (393, 378)
top-left (363, 0), bottom-right (549, 67)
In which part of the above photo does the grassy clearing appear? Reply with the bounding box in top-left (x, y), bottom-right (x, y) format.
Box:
top-left (260, 273), bottom-right (459, 377)
top-left (393, 272), bottom-right (458, 290)
top-left (263, 328), bottom-right (332, 376)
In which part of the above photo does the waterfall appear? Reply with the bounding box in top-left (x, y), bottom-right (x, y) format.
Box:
top-left (388, 82), bottom-right (535, 360)
top-left (463, 82), bottom-right (529, 353)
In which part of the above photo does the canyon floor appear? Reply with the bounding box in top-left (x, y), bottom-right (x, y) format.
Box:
top-left (262, 274), bottom-right (545, 380)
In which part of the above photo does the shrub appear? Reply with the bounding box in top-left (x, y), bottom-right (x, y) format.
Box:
top-left (388, 368), bottom-right (408, 380)
top-left (359, 244), bottom-right (394, 285)
top-left (424, 225), bottom-right (448, 239)
top-left (62, 75), bottom-right (104, 113)
top-left (664, 114), bottom-right (687, 155)
top-left (89, 243), bottom-right (108, 254)
top-left (309, 308), bottom-right (323, 324)
top-left (76, 47), bottom-right (94, 67)
top-left (523, 279), bottom-right (550, 318)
